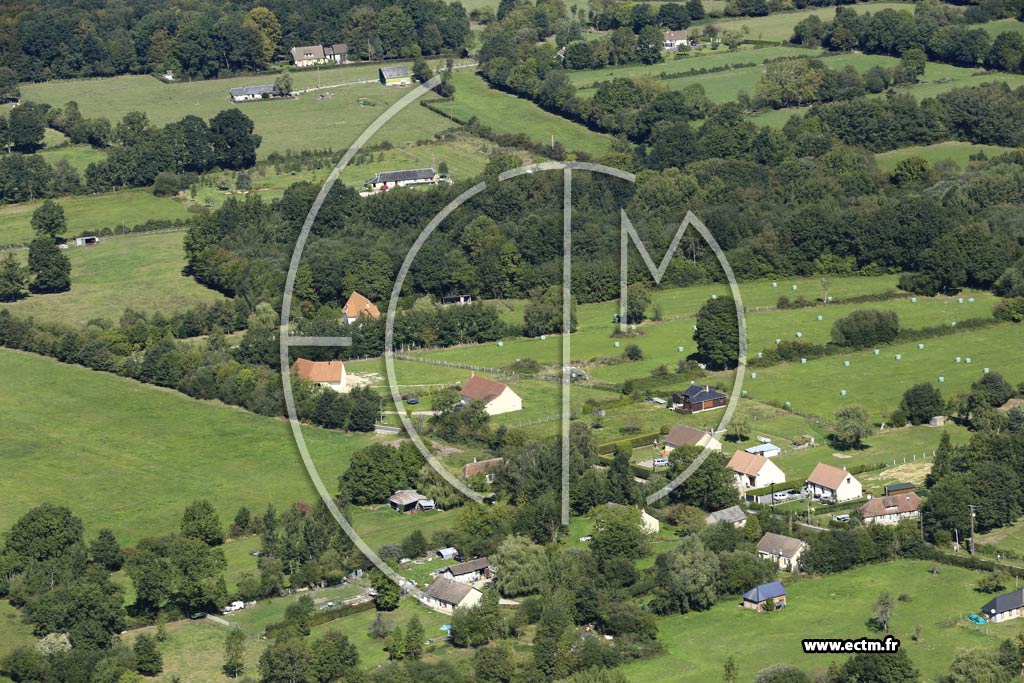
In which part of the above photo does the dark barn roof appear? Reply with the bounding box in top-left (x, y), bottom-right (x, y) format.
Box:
top-left (677, 385), bottom-right (726, 403)
top-left (366, 168), bottom-right (435, 185)
top-left (982, 589), bottom-right (1024, 617)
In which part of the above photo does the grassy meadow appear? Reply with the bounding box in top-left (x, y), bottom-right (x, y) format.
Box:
top-left (430, 70), bottom-right (615, 157)
top-left (693, 2), bottom-right (914, 41)
top-left (734, 322), bottom-right (1024, 418)
top-left (8, 59), bottom-right (473, 159)
top-left (0, 348), bottom-right (393, 546)
top-left (874, 141), bottom-right (1020, 170)
top-left (0, 190), bottom-right (193, 246)
top-left (2, 231), bottom-right (223, 325)
top-left (619, 560), bottom-right (1010, 682)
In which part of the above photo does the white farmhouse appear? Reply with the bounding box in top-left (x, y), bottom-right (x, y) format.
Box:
top-left (726, 450), bottom-right (786, 491)
top-left (294, 358), bottom-right (347, 392)
top-left (806, 463), bottom-right (862, 502)
top-left (460, 374), bottom-right (522, 416)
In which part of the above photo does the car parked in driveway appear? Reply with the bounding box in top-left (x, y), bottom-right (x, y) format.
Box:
top-left (772, 491), bottom-right (790, 503)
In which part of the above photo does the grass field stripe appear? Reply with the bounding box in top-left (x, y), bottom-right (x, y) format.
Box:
top-left (562, 167), bottom-right (572, 526)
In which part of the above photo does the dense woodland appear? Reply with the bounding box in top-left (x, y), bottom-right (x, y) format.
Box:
top-left (0, 0), bottom-right (471, 83)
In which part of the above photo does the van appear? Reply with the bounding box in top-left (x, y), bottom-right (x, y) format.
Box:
top-left (653, 457), bottom-right (670, 468)
top-left (834, 514), bottom-right (850, 522)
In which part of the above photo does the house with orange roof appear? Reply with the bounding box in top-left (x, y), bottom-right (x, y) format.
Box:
top-left (726, 450), bottom-right (786, 491)
top-left (805, 463), bottom-right (862, 502)
top-left (460, 374), bottom-right (522, 416)
top-left (343, 291), bottom-right (381, 324)
top-left (294, 358), bottom-right (347, 392)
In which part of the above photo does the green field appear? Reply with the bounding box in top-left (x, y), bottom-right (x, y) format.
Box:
top-left (620, 560), bottom-right (1009, 682)
top-left (568, 45), bottom-right (818, 91)
top-left (976, 516), bottom-right (1024, 556)
top-left (977, 17), bottom-right (1024, 37)
top-left (0, 190), bottom-right (194, 246)
top-left (735, 322), bottom-right (1024, 418)
top-left (8, 60), bottom-right (473, 159)
top-left (406, 275), bottom-right (908, 382)
top-left (875, 141), bottom-right (1020, 171)
top-left (693, 3), bottom-right (914, 42)
top-left (2, 231), bottom-right (223, 325)
top-left (38, 140), bottom-right (109, 173)
top-left (120, 597), bottom-right (456, 683)
top-left (0, 348), bottom-right (389, 546)
top-left (430, 71), bottom-right (615, 157)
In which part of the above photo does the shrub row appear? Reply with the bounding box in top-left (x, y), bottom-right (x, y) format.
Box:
top-left (264, 598), bottom-right (375, 639)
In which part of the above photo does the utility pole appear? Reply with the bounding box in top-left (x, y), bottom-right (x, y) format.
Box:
top-left (967, 505), bottom-right (978, 555)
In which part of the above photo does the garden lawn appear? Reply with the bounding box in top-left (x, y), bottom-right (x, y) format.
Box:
top-left (122, 619), bottom-right (264, 683)
top-left (430, 71), bottom-right (615, 157)
top-left (308, 599), bottom-right (455, 669)
top-left (0, 348), bottom-right (389, 546)
top-left (0, 190), bottom-right (193, 246)
top-left (619, 560), bottom-right (1009, 682)
top-left (9, 59), bottom-right (473, 159)
top-left (2, 231), bottom-right (223, 325)
top-left (347, 506), bottom-right (456, 555)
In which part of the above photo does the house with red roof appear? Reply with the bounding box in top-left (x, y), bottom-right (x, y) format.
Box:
top-left (727, 450), bottom-right (786, 491)
top-left (343, 291), bottom-right (381, 324)
top-left (806, 463), bottom-right (862, 502)
top-left (460, 374), bottom-right (522, 416)
top-left (859, 492), bottom-right (921, 525)
top-left (294, 358), bottom-right (347, 392)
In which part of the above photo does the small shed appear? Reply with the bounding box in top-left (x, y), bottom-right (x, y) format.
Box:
top-left (437, 547), bottom-right (458, 560)
top-left (73, 236), bottom-right (100, 247)
top-left (388, 490), bottom-right (433, 513)
top-left (745, 442), bottom-right (782, 458)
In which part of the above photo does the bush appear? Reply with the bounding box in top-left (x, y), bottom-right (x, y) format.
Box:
top-left (622, 344), bottom-right (643, 361)
top-left (151, 171), bottom-right (183, 197)
top-left (831, 309), bottom-right (900, 348)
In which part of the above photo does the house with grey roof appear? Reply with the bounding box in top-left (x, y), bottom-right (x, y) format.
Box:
top-left (365, 168), bottom-right (438, 191)
top-left (706, 505), bottom-right (747, 528)
top-left (438, 557), bottom-right (492, 584)
top-left (291, 45), bottom-right (328, 67)
top-left (421, 576), bottom-right (482, 613)
top-left (229, 85), bottom-right (275, 102)
top-left (981, 589), bottom-right (1024, 623)
top-left (380, 65), bottom-right (412, 85)
top-left (756, 532), bottom-right (806, 572)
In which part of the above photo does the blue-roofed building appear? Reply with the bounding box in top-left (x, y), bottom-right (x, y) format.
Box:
top-left (745, 442), bottom-right (782, 458)
top-left (742, 581), bottom-right (787, 611)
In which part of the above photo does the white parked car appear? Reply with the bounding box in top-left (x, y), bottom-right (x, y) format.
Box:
top-left (653, 457), bottom-right (670, 468)
top-left (772, 492), bottom-right (789, 503)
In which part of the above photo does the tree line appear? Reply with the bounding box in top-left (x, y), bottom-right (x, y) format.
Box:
top-left (0, 103), bottom-right (262, 204)
top-left (0, 304), bottom-right (381, 432)
top-left (794, 4), bottom-right (1024, 73)
top-left (1, 0), bottom-right (470, 83)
